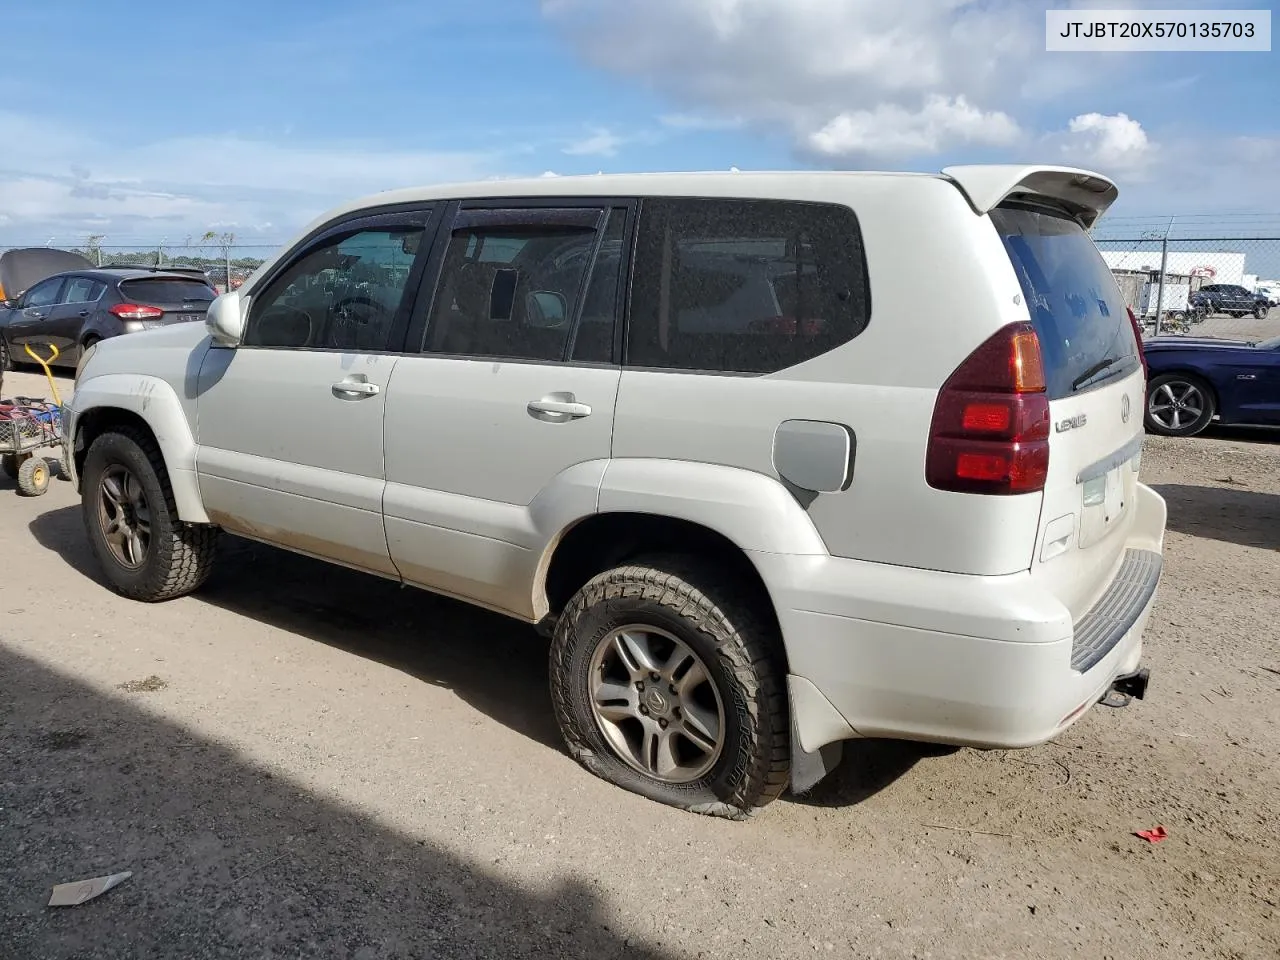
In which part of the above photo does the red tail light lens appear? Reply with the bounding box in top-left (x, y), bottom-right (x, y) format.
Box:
top-left (110, 303), bottom-right (165, 320)
top-left (1126, 307), bottom-right (1148, 380)
top-left (925, 322), bottom-right (1050, 495)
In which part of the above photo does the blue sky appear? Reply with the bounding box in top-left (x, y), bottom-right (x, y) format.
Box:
top-left (0, 0), bottom-right (1275, 247)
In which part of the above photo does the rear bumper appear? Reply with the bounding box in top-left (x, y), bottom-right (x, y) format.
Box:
top-left (757, 482), bottom-right (1167, 753)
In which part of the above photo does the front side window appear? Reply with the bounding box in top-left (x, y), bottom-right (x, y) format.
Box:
top-left (424, 207), bottom-right (620, 362)
top-left (627, 198), bottom-right (870, 374)
top-left (23, 277), bottom-right (63, 308)
top-left (244, 226), bottom-right (425, 351)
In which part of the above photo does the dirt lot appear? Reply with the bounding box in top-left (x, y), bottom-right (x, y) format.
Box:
top-left (2, 367), bottom-right (1277, 960)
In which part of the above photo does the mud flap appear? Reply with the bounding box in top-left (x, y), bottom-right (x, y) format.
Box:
top-left (789, 710), bottom-right (844, 795)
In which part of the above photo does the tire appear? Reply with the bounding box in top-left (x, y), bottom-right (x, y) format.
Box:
top-left (16, 456), bottom-right (50, 496)
top-left (1145, 373), bottom-right (1216, 437)
top-left (0, 337), bottom-right (10, 372)
top-left (1255, 303), bottom-right (1269, 320)
top-left (549, 556), bottom-right (789, 819)
top-left (1, 452), bottom-right (26, 480)
top-left (58, 445), bottom-right (72, 481)
top-left (80, 426), bottom-right (220, 601)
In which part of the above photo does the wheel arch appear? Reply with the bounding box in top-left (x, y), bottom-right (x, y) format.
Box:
top-left (541, 511), bottom-right (785, 644)
top-left (70, 374), bottom-right (209, 523)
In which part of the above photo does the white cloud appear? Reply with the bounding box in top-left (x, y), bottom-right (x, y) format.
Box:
top-left (659, 112), bottom-right (744, 131)
top-left (562, 128), bottom-right (623, 157)
top-left (544, 0), bottom-right (1061, 162)
top-left (1065, 112), bottom-right (1152, 171)
top-left (0, 110), bottom-right (503, 242)
top-left (809, 96), bottom-right (1020, 159)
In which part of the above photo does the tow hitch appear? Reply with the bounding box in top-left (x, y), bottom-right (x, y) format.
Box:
top-left (1099, 668), bottom-right (1150, 709)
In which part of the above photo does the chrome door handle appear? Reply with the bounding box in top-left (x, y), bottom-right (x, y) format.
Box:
top-left (1236, 374), bottom-right (1257, 380)
top-left (331, 379), bottom-right (380, 398)
top-left (527, 394), bottom-right (591, 421)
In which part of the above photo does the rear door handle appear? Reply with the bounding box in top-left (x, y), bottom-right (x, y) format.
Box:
top-left (527, 394), bottom-right (591, 421)
top-left (331, 378), bottom-right (380, 398)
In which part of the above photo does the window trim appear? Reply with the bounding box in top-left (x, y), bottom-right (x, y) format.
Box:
top-left (621, 196), bottom-right (873, 377)
top-left (238, 204), bottom-right (439, 355)
top-left (404, 197), bottom-right (638, 367)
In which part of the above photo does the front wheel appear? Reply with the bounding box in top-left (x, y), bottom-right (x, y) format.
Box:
top-left (16, 456), bottom-right (50, 496)
top-left (1255, 303), bottom-right (1269, 320)
top-left (549, 557), bottom-right (789, 819)
top-left (1145, 373), bottom-right (1216, 437)
top-left (80, 426), bottom-right (220, 601)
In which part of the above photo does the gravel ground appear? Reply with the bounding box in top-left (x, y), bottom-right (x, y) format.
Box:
top-left (1, 367), bottom-right (1277, 960)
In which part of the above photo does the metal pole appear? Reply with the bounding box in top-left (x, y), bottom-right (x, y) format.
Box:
top-left (1154, 217), bottom-right (1174, 336)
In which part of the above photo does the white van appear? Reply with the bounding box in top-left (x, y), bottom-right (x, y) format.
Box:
top-left (64, 164), bottom-right (1166, 818)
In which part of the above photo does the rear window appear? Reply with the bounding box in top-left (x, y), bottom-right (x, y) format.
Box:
top-left (119, 278), bottom-right (216, 305)
top-left (627, 198), bottom-right (870, 374)
top-left (991, 204), bottom-right (1139, 399)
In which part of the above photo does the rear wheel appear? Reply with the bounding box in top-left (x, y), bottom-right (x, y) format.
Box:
top-left (81, 426), bottom-right (219, 601)
top-left (16, 456), bottom-right (50, 496)
top-left (549, 556), bottom-right (789, 819)
top-left (1, 452), bottom-right (26, 480)
top-left (1145, 373), bottom-right (1216, 437)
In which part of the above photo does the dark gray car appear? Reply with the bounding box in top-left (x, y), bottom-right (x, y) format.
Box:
top-left (0, 267), bottom-right (217, 371)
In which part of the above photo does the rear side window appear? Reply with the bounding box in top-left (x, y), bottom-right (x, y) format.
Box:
top-left (119, 279), bottom-right (216, 305)
top-left (64, 277), bottom-right (105, 304)
top-left (991, 205), bottom-right (1139, 399)
top-left (627, 198), bottom-right (870, 374)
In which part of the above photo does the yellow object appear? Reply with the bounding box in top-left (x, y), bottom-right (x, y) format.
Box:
top-left (22, 342), bottom-right (62, 406)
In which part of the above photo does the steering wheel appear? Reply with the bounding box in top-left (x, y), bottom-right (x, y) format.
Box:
top-left (255, 305), bottom-right (315, 348)
top-left (329, 296), bottom-right (387, 350)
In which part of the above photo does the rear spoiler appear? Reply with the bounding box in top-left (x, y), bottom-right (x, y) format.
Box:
top-left (941, 165), bottom-right (1118, 229)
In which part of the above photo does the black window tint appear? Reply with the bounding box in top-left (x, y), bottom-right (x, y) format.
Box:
top-left (570, 207), bottom-right (626, 363)
top-left (425, 210), bottom-right (605, 362)
top-left (991, 204), bottom-right (1139, 399)
top-left (119, 279), bottom-right (215, 304)
top-left (627, 198), bottom-right (869, 373)
top-left (23, 277), bottom-right (63, 308)
top-left (64, 277), bottom-right (105, 304)
top-left (245, 227), bottom-right (424, 351)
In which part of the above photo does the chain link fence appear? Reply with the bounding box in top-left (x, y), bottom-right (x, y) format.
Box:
top-left (1093, 235), bottom-right (1280, 342)
top-left (0, 243), bottom-right (280, 294)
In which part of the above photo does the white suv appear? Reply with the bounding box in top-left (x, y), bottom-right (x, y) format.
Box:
top-left (64, 165), bottom-right (1166, 818)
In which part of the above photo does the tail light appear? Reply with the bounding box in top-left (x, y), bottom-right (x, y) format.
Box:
top-left (1126, 306), bottom-right (1148, 380)
top-left (110, 303), bottom-right (165, 320)
top-left (925, 322), bottom-right (1050, 495)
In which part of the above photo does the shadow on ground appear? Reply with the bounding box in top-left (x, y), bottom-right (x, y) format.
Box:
top-left (0, 645), bottom-right (673, 960)
top-left (788, 740), bottom-right (957, 808)
top-left (27, 505), bottom-right (924, 809)
top-left (27, 506), bottom-right (561, 751)
top-left (1152, 483), bottom-right (1280, 551)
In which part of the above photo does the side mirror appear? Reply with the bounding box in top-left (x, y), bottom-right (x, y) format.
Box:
top-left (526, 290), bottom-right (568, 328)
top-left (206, 291), bottom-right (246, 347)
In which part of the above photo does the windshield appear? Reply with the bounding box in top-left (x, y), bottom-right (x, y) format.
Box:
top-left (990, 204), bottom-right (1141, 399)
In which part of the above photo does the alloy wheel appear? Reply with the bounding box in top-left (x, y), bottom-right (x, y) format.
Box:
top-left (1148, 380), bottom-right (1205, 432)
top-left (97, 463), bottom-right (153, 568)
top-left (587, 625), bottom-right (726, 783)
